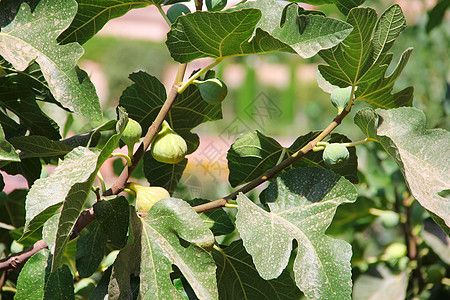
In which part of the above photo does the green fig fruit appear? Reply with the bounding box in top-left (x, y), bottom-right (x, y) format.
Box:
top-left (151, 121), bottom-right (187, 164)
top-left (330, 86), bottom-right (352, 113)
top-left (380, 211), bottom-right (400, 228)
top-left (167, 4), bottom-right (191, 24)
top-left (322, 143), bottom-right (349, 166)
top-left (195, 78), bottom-right (228, 104)
top-left (206, 0), bottom-right (227, 11)
top-left (121, 118), bottom-right (142, 149)
top-left (129, 182), bottom-right (170, 213)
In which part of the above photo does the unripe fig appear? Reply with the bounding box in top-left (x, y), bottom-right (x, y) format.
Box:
top-left (330, 86), bottom-right (352, 113)
top-left (128, 182), bottom-right (170, 213)
top-left (380, 211), bottom-right (399, 228)
top-left (322, 143), bottom-right (349, 166)
top-left (151, 121), bottom-right (187, 164)
top-left (195, 78), bottom-right (228, 104)
top-left (381, 242), bottom-right (407, 261)
top-left (121, 118), bottom-right (142, 149)
top-left (206, 0), bottom-right (227, 11)
top-left (167, 4), bottom-right (191, 24)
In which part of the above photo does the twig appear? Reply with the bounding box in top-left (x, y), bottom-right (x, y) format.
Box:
top-left (193, 108), bottom-right (351, 213)
top-left (0, 240), bottom-right (47, 271)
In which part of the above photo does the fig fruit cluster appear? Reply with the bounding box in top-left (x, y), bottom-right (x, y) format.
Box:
top-left (151, 120), bottom-right (187, 164)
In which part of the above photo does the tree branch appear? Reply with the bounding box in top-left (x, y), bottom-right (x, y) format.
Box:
top-left (193, 108), bottom-right (351, 213)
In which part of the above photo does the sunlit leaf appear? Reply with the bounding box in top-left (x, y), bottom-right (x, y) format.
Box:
top-left (213, 240), bottom-right (301, 299)
top-left (354, 107), bottom-right (450, 227)
top-left (318, 5), bottom-right (412, 109)
top-left (236, 167), bottom-right (357, 299)
top-left (233, 0), bottom-right (353, 58)
top-left (0, 0), bottom-right (101, 120)
top-left (108, 199), bottom-right (217, 299)
top-left (58, 0), bottom-right (149, 45)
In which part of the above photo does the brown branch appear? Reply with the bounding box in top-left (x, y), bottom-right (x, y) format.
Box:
top-left (0, 240), bottom-right (47, 271)
top-left (193, 108), bottom-right (351, 213)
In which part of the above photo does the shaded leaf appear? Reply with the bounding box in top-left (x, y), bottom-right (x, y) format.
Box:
top-left (318, 5), bottom-right (412, 109)
top-left (58, 0), bottom-right (149, 45)
top-left (94, 196), bottom-right (130, 249)
top-left (0, 189), bottom-right (27, 229)
top-left (234, 0), bottom-right (353, 58)
top-left (0, 124), bottom-right (20, 162)
top-left (354, 107), bottom-right (450, 227)
top-left (10, 135), bottom-right (73, 159)
top-left (213, 240), bottom-right (301, 300)
top-left (353, 265), bottom-right (408, 300)
top-left (76, 221), bottom-right (107, 278)
top-left (0, 57), bottom-right (63, 108)
top-left (426, 0), bottom-right (450, 32)
top-left (236, 167), bottom-right (357, 299)
top-left (90, 266), bottom-right (112, 299)
top-left (227, 130), bottom-right (283, 187)
top-left (0, 83), bottom-right (61, 140)
top-left (0, 0), bottom-right (101, 120)
top-left (120, 71), bottom-right (222, 153)
top-left (187, 198), bottom-right (234, 236)
top-left (1, 157), bottom-right (42, 187)
top-left (166, 9), bottom-right (294, 63)
top-left (143, 152), bottom-right (187, 194)
top-left (44, 264), bottom-right (75, 299)
top-left (289, 1), bottom-right (365, 15)
top-left (0, 109), bottom-right (26, 140)
top-left (108, 199), bottom-right (217, 299)
top-left (421, 218), bottom-right (450, 265)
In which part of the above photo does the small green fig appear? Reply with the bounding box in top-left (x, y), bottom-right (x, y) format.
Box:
top-left (151, 121), bottom-right (187, 164)
top-left (167, 4), bottom-right (191, 24)
top-left (380, 211), bottom-right (400, 228)
top-left (381, 242), bottom-right (407, 261)
top-left (128, 182), bottom-right (170, 213)
top-left (330, 86), bottom-right (352, 113)
top-left (322, 143), bottom-right (349, 166)
top-left (195, 78), bottom-right (228, 104)
top-left (121, 118), bottom-right (142, 149)
top-left (206, 0), bottom-right (227, 11)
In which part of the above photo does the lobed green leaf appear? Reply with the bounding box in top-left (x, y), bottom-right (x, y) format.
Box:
top-left (318, 5), bottom-right (412, 109)
top-left (0, 0), bottom-right (102, 120)
top-left (233, 0), bottom-right (353, 58)
top-left (236, 167), bottom-right (357, 299)
top-left (108, 198), bottom-right (217, 299)
top-left (354, 107), bottom-right (450, 227)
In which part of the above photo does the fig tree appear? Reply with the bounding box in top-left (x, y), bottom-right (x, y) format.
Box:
top-left (195, 78), bottom-right (228, 104)
top-left (128, 182), bottom-right (170, 213)
top-left (151, 120), bottom-right (187, 164)
top-left (322, 143), bottom-right (349, 166)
